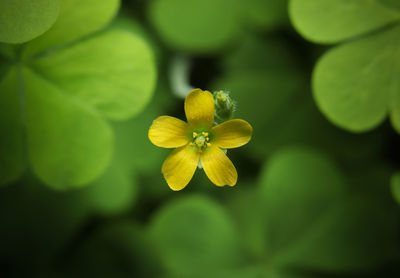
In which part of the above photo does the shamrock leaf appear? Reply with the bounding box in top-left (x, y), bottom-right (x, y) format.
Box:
top-left (147, 0), bottom-right (241, 53)
top-left (262, 147), bottom-right (397, 271)
top-left (148, 195), bottom-right (242, 277)
top-left (289, 0), bottom-right (400, 44)
top-left (289, 0), bottom-right (400, 133)
top-left (0, 0), bottom-right (157, 189)
top-left (147, 0), bottom-right (293, 53)
top-left (0, 0), bottom-right (61, 44)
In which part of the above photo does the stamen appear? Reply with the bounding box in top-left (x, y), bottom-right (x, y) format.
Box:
top-left (191, 131), bottom-right (211, 151)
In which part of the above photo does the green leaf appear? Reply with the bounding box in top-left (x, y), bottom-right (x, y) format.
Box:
top-left (0, 68), bottom-right (24, 185)
top-left (226, 187), bottom-right (267, 259)
top-left (244, 0), bottom-right (289, 31)
top-left (259, 147), bottom-right (398, 271)
top-left (112, 82), bottom-right (173, 174)
top-left (30, 29), bottom-right (157, 120)
top-left (78, 162), bottom-right (137, 216)
top-left (0, 16), bottom-right (157, 188)
top-left (148, 0), bottom-right (241, 53)
top-left (313, 24), bottom-right (400, 133)
top-left (22, 0), bottom-right (120, 58)
top-left (0, 0), bottom-right (61, 44)
top-left (289, 0), bottom-right (400, 44)
top-left (390, 172), bottom-right (400, 205)
top-left (149, 195), bottom-right (241, 276)
top-left (23, 67), bottom-right (113, 189)
top-left (259, 147), bottom-right (348, 259)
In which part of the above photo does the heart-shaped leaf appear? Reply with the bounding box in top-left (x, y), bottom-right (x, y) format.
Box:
top-left (149, 195), bottom-right (241, 277)
top-left (289, 0), bottom-right (400, 44)
top-left (148, 0), bottom-right (241, 53)
top-left (0, 0), bottom-right (61, 43)
top-left (313, 24), bottom-right (400, 132)
top-left (0, 0), bottom-right (157, 189)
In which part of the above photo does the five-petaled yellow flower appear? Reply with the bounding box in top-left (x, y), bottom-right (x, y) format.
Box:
top-left (148, 89), bottom-right (252, 191)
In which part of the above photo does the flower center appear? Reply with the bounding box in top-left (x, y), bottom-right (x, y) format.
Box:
top-left (190, 131), bottom-right (211, 152)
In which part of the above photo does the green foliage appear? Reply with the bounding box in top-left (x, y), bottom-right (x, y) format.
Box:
top-left (258, 147), bottom-right (397, 271)
top-left (290, 0), bottom-right (400, 133)
top-left (1, 1), bottom-right (400, 277)
top-left (149, 195), bottom-right (241, 277)
top-left (148, 0), bottom-right (241, 53)
top-left (0, 0), bottom-right (157, 189)
top-left (78, 161), bottom-right (137, 216)
top-left (289, 0), bottom-right (400, 44)
top-left (22, 0), bottom-right (120, 58)
top-left (313, 25), bottom-right (400, 132)
top-left (147, 0), bottom-right (289, 53)
top-left (228, 147), bottom-right (398, 275)
top-left (212, 35), bottom-right (384, 164)
top-left (0, 0), bottom-right (61, 44)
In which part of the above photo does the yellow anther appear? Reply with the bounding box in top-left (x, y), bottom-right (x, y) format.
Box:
top-left (202, 132), bottom-right (208, 136)
top-left (189, 142), bottom-right (194, 146)
top-left (198, 149), bottom-right (202, 153)
top-left (206, 137), bottom-right (209, 141)
top-left (193, 132), bottom-right (198, 138)
top-left (207, 143), bottom-right (211, 147)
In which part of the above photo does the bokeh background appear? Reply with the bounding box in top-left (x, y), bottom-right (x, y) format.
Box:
top-left (1, 0), bottom-right (400, 277)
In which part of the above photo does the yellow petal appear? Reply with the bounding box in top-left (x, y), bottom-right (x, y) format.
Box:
top-left (201, 146), bottom-right (237, 186)
top-left (184, 88), bottom-right (214, 127)
top-left (148, 116), bottom-right (189, 148)
top-left (212, 119), bottom-right (252, 149)
top-left (162, 144), bottom-right (200, 191)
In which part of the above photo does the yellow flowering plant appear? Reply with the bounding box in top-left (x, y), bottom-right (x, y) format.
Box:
top-left (148, 88), bottom-right (252, 190)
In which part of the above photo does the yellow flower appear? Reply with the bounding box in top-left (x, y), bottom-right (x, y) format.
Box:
top-left (148, 89), bottom-right (252, 191)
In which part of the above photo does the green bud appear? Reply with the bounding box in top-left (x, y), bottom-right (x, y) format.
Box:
top-left (213, 90), bottom-right (236, 122)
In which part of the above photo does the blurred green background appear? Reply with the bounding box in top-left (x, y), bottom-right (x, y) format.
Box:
top-left (1, 0), bottom-right (400, 277)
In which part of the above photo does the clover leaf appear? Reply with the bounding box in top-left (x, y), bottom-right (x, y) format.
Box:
top-left (147, 0), bottom-right (241, 53)
top-left (147, 0), bottom-right (290, 53)
top-left (148, 195), bottom-right (241, 277)
top-left (0, 0), bottom-right (61, 44)
top-left (261, 147), bottom-right (397, 271)
top-left (289, 0), bottom-right (400, 133)
top-left (0, 0), bottom-right (157, 189)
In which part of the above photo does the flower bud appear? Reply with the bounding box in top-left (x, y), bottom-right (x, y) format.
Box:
top-left (213, 90), bottom-right (236, 122)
